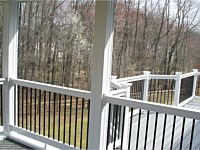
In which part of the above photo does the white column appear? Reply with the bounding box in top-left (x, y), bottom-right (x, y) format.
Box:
top-left (2, 2), bottom-right (18, 134)
top-left (174, 72), bottom-right (182, 106)
top-left (192, 69), bottom-right (198, 98)
top-left (122, 84), bottom-right (131, 149)
top-left (88, 1), bottom-right (115, 149)
top-left (143, 71), bottom-right (151, 101)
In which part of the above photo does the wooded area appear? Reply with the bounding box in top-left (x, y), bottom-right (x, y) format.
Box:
top-left (0, 0), bottom-right (200, 90)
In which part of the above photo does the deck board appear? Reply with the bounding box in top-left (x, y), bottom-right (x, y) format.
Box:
top-left (0, 138), bottom-right (33, 149)
top-left (129, 100), bottom-right (200, 150)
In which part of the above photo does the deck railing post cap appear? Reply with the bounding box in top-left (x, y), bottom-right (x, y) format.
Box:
top-left (143, 71), bottom-right (151, 80)
top-left (175, 72), bottom-right (182, 75)
top-left (111, 76), bottom-right (118, 80)
top-left (192, 69), bottom-right (198, 72)
top-left (143, 71), bottom-right (151, 75)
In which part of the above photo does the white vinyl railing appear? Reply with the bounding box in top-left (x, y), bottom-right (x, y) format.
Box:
top-left (104, 95), bottom-right (200, 120)
top-left (104, 94), bottom-right (200, 149)
top-left (0, 70), bottom-right (199, 149)
top-left (11, 78), bottom-right (91, 100)
top-left (8, 78), bottom-right (91, 150)
top-left (111, 69), bottom-right (200, 107)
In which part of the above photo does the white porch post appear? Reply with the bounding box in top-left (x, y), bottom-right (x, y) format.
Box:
top-left (122, 84), bottom-right (131, 149)
top-left (88, 0), bottom-right (115, 149)
top-left (2, 1), bottom-right (18, 134)
top-left (174, 72), bottom-right (182, 106)
top-left (143, 71), bottom-right (151, 101)
top-left (192, 69), bottom-right (198, 98)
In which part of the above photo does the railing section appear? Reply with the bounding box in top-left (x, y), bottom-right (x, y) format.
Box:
top-left (179, 76), bottom-right (194, 103)
top-left (148, 78), bottom-right (175, 105)
top-left (130, 80), bottom-right (144, 100)
top-left (12, 79), bottom-right (90, 149)
top-left (114, 70), bottom-right (200, 106)
top-left (105, 95), bottom-right (200, 150)
top-left (113, 75), bottom-right (146, 101)
top-left (196, 75), bottom-right (200, 96)
top-left (115, 75), bottom-right (176, 105)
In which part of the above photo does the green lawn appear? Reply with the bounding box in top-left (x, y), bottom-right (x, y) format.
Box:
top-left (148, 92), bottom-right (174, 105)
top-left (18, 107), bottom-right (89, 149)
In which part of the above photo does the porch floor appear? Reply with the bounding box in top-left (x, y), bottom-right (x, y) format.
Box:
top-left (130, 99), bottom-right (200, 150)
top-left (0, 138), bottom-right (33, 149)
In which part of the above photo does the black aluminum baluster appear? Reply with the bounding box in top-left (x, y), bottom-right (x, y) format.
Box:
top-left (157, 79), bottom-right (160, 103)
top-left (63, 95), bottom-right (67, 143)
top-left (14, 85), bottom-right (16, 126)
top-left (161, 114), bottom-right (167, 149)
top-left (167, 80), bottom-right (170, 104)
top-left (160, 79), bottom-right (164, 104)
top-left (139, 81), bottom-right (142, 99)
top-left (170, 116), bottom-right (176, 149)
top-left (136, 81), bottom-right (139, 99)
top-left (197, 77), bottom-right (200, 95)
top-left (141, 80), bottom-right (144, 100)
top-left (180, 117), bottom-right (186, 149)
top-left (17, 85), bottom-right (20, 127)
top-left (152, 112), bottom-right (158, 150)
top-left (53, 93), bottom-right (56, 139)
top-left (74, 97), bottom-right (78, 147)
top-left (144, 111), bottom-right (150, 149)
top-left (113, 105), bottom-right (119, 149)
top-left (171, 80), bottom-right (175, 105)
top-left (189, 119), bottom-right (195, 150)
top-left (128, 108), bottom-right (133, 149)
top-left (34, 89), bottom-right (37, 133)
top-left (111, 105), bottom-right (115, 142)
top-left (120, 106), bottom-right (126, 149)
top-left (130, 82), bottom-right (134, 98)
top-left (30, 88), bottom-right (32, 131)
top-left (25, 87), bottom-right (28, 130)
top-left (140, 80), bottom-right (143, 99)
top-left (132, 82), bottom-right (136, 99)
top-left (118, 106), bottom-right (122, 139)
top-left (39, 90), bottom-right (41, 135)
top-left (137, 81), bottom-right (139, 99)
top-left (198, 77), bottom-right (199, 95)
top-left (43, 91), bottom-right (46, 136)
top-left (0, 85), bottom-right (2, 125)
top-left (149, 80), bottom-right (152, 102)
top-left (69, 96), bottom-right (72, 145)
top-left (153, 80), bottom-right (156, 102)
top-left (22, 86), bottom-right (24, 128)
top-left (80, 98), bottom-right (85, 149)
top-left (136, 109), bottom-right (142, 149)
top-left (106, 104), bottom-right (111, 149)
top-left (48, 92), bottom-right (51, 138)
top-left (86, 100), bottom-right (90, 150)
top-left (58, 94), bottom-right (61, 141)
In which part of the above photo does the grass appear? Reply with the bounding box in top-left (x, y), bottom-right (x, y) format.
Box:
top-left (14, 88), bottom-right (90, 149)
top-left (148, 92), bottom-right (174, 105)
top-left (18, 107), bottom-right (89, 149)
